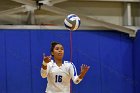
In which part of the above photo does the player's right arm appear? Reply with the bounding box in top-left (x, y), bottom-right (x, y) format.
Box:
top-left (40, 54), bottom-right (51, 78)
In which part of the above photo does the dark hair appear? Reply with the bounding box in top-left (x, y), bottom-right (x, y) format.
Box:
top-left (50, 41), bottom-right (62, 56)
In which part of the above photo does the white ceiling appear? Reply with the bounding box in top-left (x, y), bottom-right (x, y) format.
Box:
top-left (0, 0), bottom-right (139, 24)
top-left (0, 0), bottom-right (139, 37)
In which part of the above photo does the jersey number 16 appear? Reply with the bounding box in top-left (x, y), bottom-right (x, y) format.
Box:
top-left (55, 75), bottom-right (62, 83)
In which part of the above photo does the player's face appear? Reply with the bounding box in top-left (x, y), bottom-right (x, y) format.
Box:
top-left (53, 44), bottom-right (64, 60)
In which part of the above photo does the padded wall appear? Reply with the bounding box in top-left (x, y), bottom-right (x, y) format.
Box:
top-left (0, 30), bottom-right (6, 93)
top-left (134, 30), bottom-right (140, 93)
top-left (0, 29), bottom-right (134, 93)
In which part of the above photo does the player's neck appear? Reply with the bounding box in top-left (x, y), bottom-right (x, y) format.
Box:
top-left (54, 59), bottom-right (62, 67)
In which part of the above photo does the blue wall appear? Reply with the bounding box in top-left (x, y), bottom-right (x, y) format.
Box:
top-left (134, 30), bottom-right (140, 93)
top-left (0, 29), bottom-right (135, 93)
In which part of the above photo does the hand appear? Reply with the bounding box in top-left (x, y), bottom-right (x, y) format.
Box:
top-left (81, 64), bottom-right (90, 74)
top-left (79, 64), bottom-right (90, 79)
top-left (43, 53), bottom-right (51, 63)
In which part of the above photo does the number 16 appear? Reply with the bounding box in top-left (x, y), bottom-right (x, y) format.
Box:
top-left (55, 75), bottom-right (62, 83)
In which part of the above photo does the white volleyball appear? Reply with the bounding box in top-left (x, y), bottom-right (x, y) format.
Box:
top-left (64, 14), bottom-right (81, 31)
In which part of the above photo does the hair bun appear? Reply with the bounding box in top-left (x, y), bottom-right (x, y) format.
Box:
top-left (51, 41), bottom-right (59, 46)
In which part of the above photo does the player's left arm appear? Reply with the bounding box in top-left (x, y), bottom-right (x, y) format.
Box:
top-left (70, 63), bottom-right (90, 84)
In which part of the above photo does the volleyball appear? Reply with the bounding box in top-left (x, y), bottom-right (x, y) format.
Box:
top-left (64, 14), bottom-right (81, 31)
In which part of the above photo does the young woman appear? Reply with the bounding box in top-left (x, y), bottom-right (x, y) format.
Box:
top-left (41, 42), bottom-right (90, 93)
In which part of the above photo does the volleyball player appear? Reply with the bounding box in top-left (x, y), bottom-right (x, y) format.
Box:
top-left (41, 41), bottom-right (90, 93)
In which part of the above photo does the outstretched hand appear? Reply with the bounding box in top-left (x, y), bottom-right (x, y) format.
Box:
top-left (79, 64), bottom-right (90, 79)
top-left (81, 64), bottom-right (90, 73)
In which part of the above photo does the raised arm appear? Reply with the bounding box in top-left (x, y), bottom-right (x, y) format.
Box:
top-left (70, 63), bottom-right (90, 84)
top-left (40, 54), bottom-right (51, 78)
